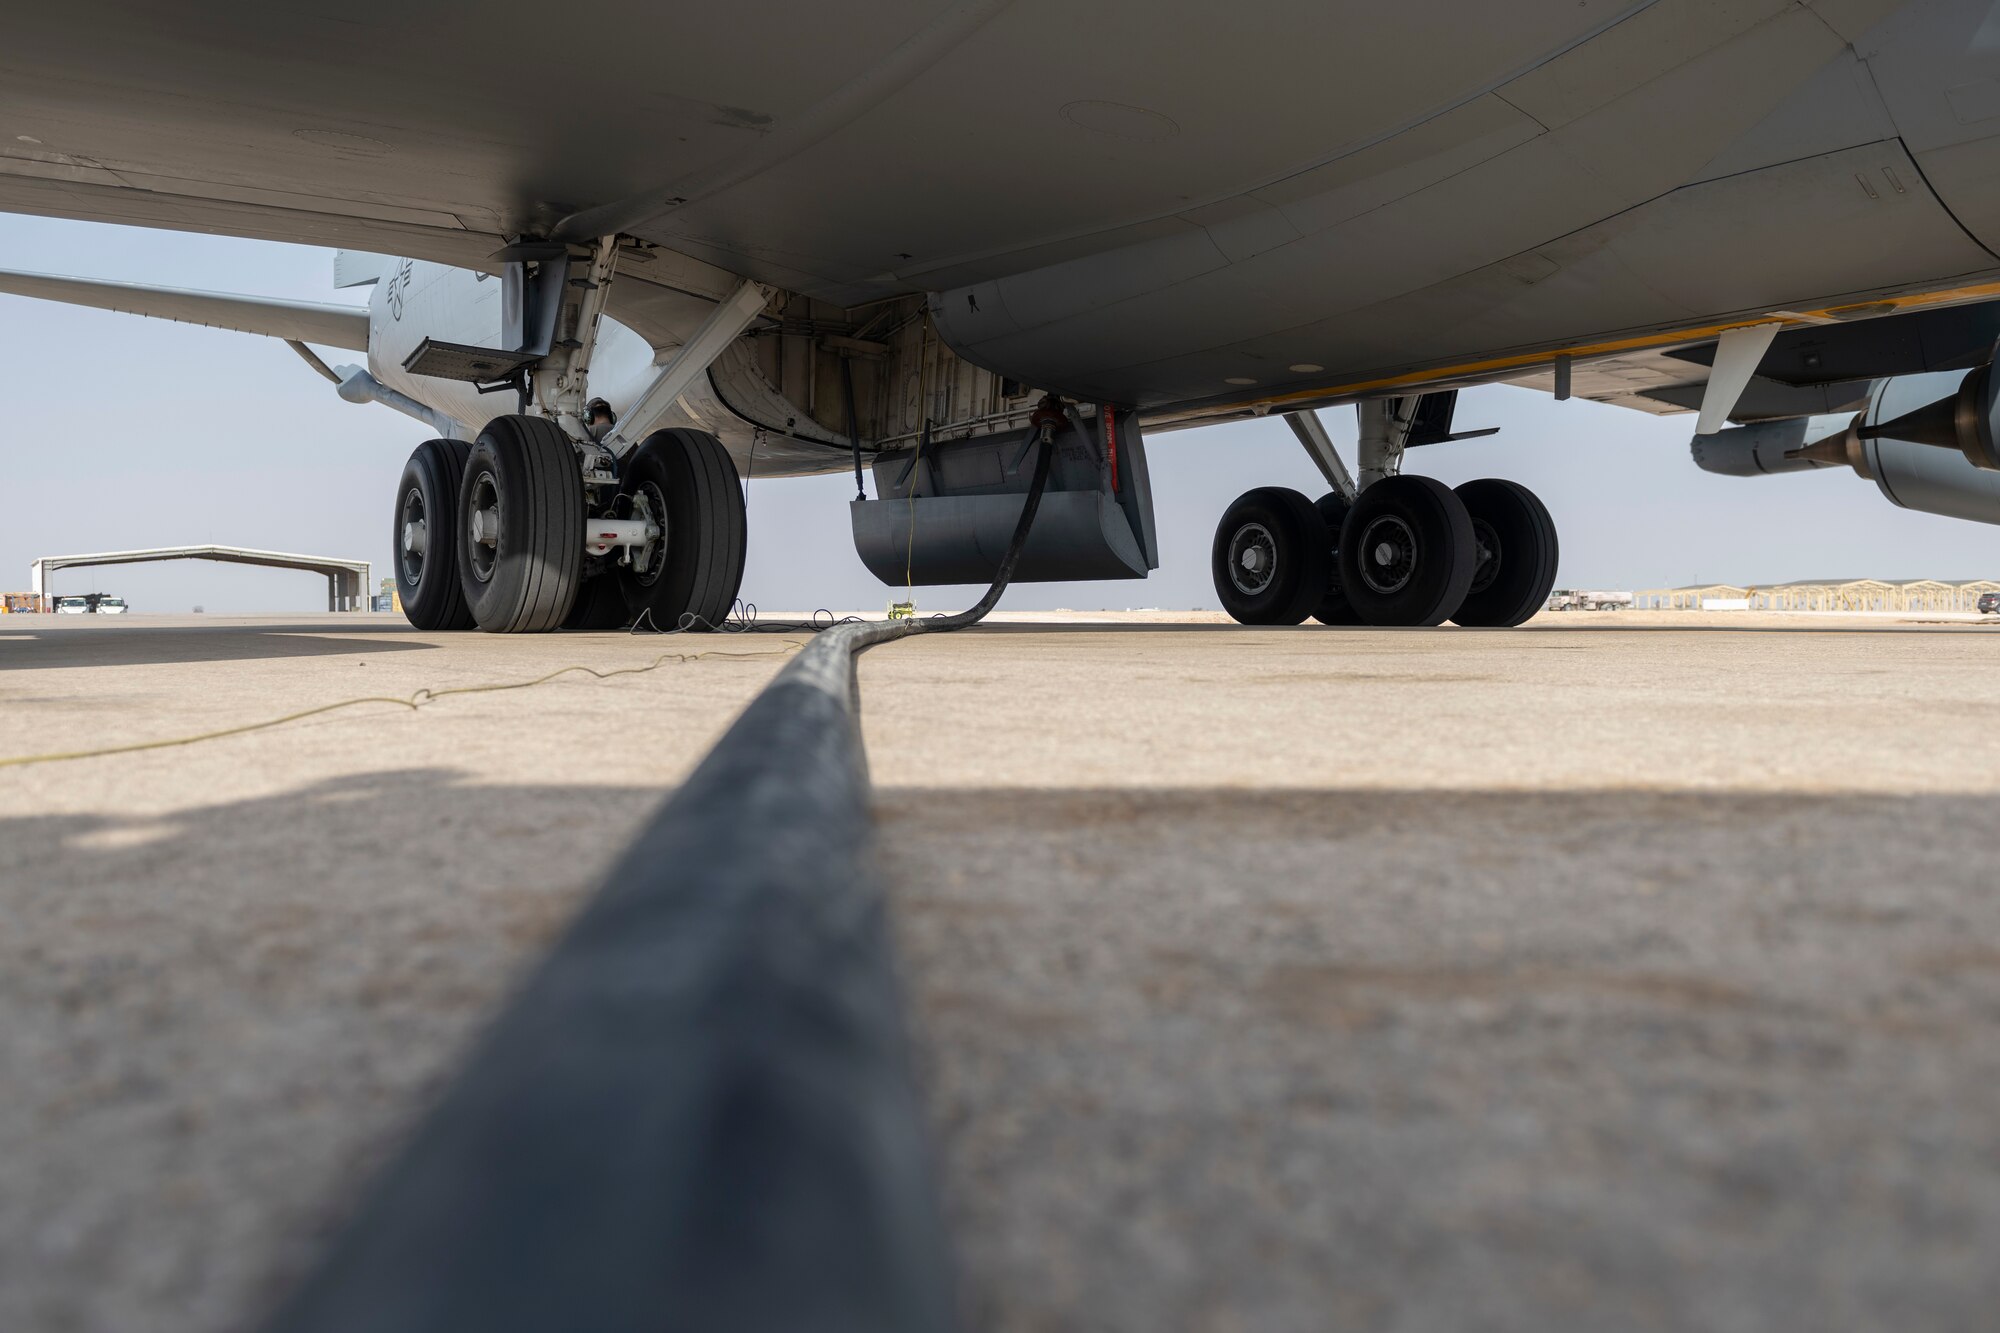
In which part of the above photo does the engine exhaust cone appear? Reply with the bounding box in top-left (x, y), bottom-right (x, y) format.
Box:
top-left (1859, 394), bottom-right (1962, 450)
top-left (1784, 435), bottom-right (1854, 470)
top-left (1857, 364), bottom-right (2000, 471)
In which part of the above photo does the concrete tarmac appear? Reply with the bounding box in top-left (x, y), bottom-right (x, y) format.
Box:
top-left (4, 611), bottom-right (2000, 1331)
top-left (0, 614), bottom-right (798, 1333)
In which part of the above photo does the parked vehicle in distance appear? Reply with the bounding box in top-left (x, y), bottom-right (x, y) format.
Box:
top-left (1546, 590), bottom-right (1635, 612)
top-left (1979, 592), bottom-right (2000, 615)
top-left (51, 593), bottom-right (129, 614)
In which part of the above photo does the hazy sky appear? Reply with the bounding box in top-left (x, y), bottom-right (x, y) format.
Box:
top-left (3, 214), bottom-right (1995, 615)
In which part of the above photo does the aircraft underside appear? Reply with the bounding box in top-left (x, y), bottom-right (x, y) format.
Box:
top-left (6, 0), bottom-right (2000, 629)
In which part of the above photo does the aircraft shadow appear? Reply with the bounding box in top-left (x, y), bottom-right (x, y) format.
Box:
top-left (0, 767), bottom-right (667, 1333)
top-left (950, 619), bottom-right (2000, 636)
top-left (5, 775), bottom-right (1997, 1333)
top-left (0, 624), bottom-right (433, 671)
top-left (878, 784), bottom-right (2000, 1332)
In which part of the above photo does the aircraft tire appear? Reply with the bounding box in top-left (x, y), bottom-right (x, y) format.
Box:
top-left (1211, 486), bottom-right (1330, 625)
top-left (393, 438), bottom-right (475, 631)
top-left (563, 572), bottom-right (632, 630)
top-left (1310, 491), bottom-right (1363, 625)
top-left (457, 414), bottom-right (584, 633)
top-left (1449, 478), bottom-right (1559, 628)
top-left (1336, 475), bottom-right (1476, 627)
top-left (617, 429), bottom-right (746, 632)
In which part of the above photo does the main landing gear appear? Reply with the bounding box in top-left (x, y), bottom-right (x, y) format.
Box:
top-left (1212, 400), bottom-right (1558, 628)
top-left (391, 415), bottom-right (747, 634)
top-left (394, 438), bottom-right (475, 632)
top-left (1212, 475), bottom-right (1557, 628)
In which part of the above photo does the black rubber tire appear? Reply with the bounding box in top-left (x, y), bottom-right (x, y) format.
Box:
top-left (1336, 475), bottom-right (1476, 627)
top-left (1450, 478), bottom-right (1560, 628)
top-left (392, 438), bottom-right (474, 631)
top-left (456, 414), bottom-right (584, 633)
top-left (563, 572), bottom-right (632, 630)
top-left (617, 429), bottom-right (747, 632)
top-left (1310, 491), bottom-right (1363, 626)
top-left (1211, 486), bottom-right (1330, 625)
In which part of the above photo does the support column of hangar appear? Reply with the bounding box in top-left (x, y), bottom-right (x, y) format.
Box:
top-left (29, 546), bottom-right (371, 611)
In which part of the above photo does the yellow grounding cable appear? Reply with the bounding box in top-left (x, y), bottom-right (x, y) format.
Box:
top-left (0, 642), bottom-right (804, 771)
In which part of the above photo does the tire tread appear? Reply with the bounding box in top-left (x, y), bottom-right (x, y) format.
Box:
top-left (458, 415), bottom-right (583, 633)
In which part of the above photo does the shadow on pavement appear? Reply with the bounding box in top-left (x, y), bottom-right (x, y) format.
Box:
top-left (943, 620), bottom-right (2000, 636)
top-left (0, 624), bottom-right (435, 671)
top-left (5, 777), bottom-right (1998, 1333)
top-left (878, 786), bottom-right (2000, 1333)
top-left (0, 768), bottom-right (663, 1333)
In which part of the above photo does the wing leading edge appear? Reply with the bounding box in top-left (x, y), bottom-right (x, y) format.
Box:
top-left (0, 268), bottom-right (370, 350)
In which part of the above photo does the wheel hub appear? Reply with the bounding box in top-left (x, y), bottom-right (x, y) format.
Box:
top-left (1357, 514), bottom-right (1418, 595)
top-left (1227, 522), bottom-right (1278, 596)
top-left (398, 488), bottom-right (427, 584)
top-left (628, 481), bottom-right (670, 582)
top-left (1468, 517), bottom-right (1502, 594)
top-left (466, 470), bottom-right (502, 583)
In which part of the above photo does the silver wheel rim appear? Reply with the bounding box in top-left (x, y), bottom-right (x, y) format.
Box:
top-left (1227, 521), bottom-right (1278, 596)
top-left (1357, 514), bottom-right (1418, 595)
top-left (629, 480), bottom-right (670, 584)
top-left (399, 486), bottom-right (427, 586)
top-left (1468, 517), bottom-right (1501, 594)
top-left (467, 468), bottom-right (501, 584)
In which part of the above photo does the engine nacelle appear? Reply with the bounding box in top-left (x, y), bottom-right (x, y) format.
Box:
top-left (1860, 364), bottom-right (2000, 472)
top-left (1689, 417), bottom-right (1837, 476)
top-left (1859, 370), bottom-right (2000, 524)
top-left (1692, 370), bottom-right (2000, 526)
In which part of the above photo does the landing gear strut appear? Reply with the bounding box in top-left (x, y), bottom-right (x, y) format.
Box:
top-left (383, 231), bottom-right (763, 634)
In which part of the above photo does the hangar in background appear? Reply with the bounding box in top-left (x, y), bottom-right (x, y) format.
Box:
top-left (1635, 579), bottom-right (2000, 613)
top-left (30, 546), bottom-right (371, 612)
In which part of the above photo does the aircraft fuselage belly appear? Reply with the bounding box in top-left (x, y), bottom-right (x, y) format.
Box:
top-left (7, 0), bottom-right (2000, 429)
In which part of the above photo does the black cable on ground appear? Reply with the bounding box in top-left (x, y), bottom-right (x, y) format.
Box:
top-left (261, 406), bottom-right (1062, 1333)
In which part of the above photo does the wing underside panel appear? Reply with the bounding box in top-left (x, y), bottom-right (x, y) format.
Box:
top-left (0, 267), bottom-right (371, 350)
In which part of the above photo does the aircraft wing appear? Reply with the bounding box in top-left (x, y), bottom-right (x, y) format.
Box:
top-left (0, 268), bottom-right (370, 350)
top-left (0, 0), bottom-right (1948, 413)
top-left (0, 0), bottom-right (1906, 310)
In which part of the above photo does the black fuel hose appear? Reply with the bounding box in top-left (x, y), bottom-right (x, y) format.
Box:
top-left (263, 412), bottom-right (1062, 1333)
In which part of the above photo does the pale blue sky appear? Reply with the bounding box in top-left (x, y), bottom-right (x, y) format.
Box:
top-left (2, 214), bottom-right (1994, 615)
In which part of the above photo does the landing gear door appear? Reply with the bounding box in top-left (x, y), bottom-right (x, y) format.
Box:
top-left (850, 406), bottom-right (1160, 586)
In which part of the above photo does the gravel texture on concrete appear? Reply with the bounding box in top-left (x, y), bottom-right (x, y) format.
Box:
top-left (859, 618), bottom-right (2000, 1333)
top-left (0, 615), bottom-right (796, 1333)
top-left (4, 612), bottom-right (1999, 1332)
